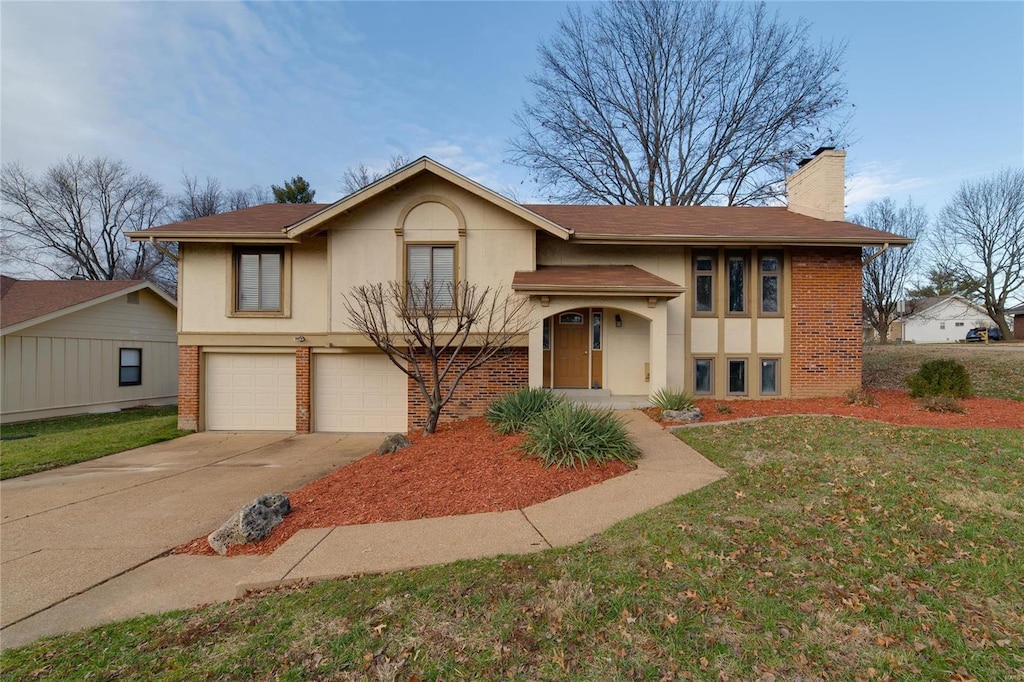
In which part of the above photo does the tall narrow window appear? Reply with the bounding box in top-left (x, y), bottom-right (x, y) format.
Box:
top-left (727, 358), bottom-right (747, 395)
top-left (760, 253), bottom-right (781, 314)
top-left (694, 358), bottom-right (713, 394)
top-left (728, 254), bottom-right (746, 313)
top-left (407, 244), bottom-right (456, 309)
top-left (694, 253), bottom-right (715, 313)
top-left (236, 248), bottom-right (283, 312)
top-left (760, 358), bottom-right (779, 395)
top-left (119, 348), bottom-right (142, 386)
top-left (592, 312), bottom-right (602, 350)
top-left (542, 318), bottom-right (551, 351)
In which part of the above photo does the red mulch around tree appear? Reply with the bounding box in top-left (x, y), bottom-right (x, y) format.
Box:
top-left (654, 389), bottom-right (1023, 429)
top-left (174, 417), bottom-right (631, 557)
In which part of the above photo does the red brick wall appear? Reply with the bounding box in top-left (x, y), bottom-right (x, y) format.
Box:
top-left (790, 247), bottom-right (863, 397)
top-left (178, 345), bottom-right (200, 430)
top-left (407, 348), bottom-right (529, 432)
top-left (296, 347), bottom-right (311, 434)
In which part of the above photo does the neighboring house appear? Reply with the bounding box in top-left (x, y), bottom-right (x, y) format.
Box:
top-left (0, 277), bottom-right (178, 424)
top-left (901, 295), bottom-right (997, 344)
top-left (1006, 303), bottom-right (1024, 340)
top-left (129, 148), bottom-right (911, 434)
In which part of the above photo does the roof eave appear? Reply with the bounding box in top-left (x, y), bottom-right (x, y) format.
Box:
top-left (126, 231), bottom-right (300, 244)
top-left (570, 234), bottom-right (913, 247)
top-left (284, 157), bottom-right (573, 241)
top-left (512, 284), bottom-right (685, 299)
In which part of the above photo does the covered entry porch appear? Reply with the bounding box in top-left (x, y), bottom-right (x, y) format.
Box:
top-left (513, 265), bottom-right (684, 401)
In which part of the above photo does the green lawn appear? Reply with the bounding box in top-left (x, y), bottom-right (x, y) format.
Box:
top-left (864, 343), bottom-right (1024, 400)
top-left (4, 417), bottom-right (1021, 680)
top-left (0, 406), bottom-right (189, 480)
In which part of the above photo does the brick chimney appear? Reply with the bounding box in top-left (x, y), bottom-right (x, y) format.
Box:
top-left (786, 147), bottom-right (846, 222)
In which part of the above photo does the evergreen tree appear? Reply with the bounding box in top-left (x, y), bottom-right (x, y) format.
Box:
top-left (272, 175), bottom-right (316, 203)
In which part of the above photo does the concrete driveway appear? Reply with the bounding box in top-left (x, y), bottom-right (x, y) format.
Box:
top-left (0, 430), bottom-right (383, 648)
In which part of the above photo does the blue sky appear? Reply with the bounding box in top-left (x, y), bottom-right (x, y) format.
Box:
top-left (2, 1), bottom-right (1021, 221)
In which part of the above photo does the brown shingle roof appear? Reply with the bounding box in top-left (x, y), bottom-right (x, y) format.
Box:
top-left (523, 205), bottom-right (912, 245)
top-left (512, 265), bottom-right (683, 295)
top-left (132, 203), bottom-right (330, 238)
top-left (1, 278), bottom-right (154, 329)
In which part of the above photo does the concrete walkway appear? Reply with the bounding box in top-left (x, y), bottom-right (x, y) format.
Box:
top-left (1, 412), bottom-right (726, 650)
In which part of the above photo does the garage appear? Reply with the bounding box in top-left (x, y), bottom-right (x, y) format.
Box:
top-left (314, 353), bottom-right (407, 432)
top-left (205, 353), bottom-right (295, 431)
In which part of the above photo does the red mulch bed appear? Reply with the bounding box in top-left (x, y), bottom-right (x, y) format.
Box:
top-left (654, 389), bottom-right (1023, 429)
top-left (175, 417), bottom-right (631, 557)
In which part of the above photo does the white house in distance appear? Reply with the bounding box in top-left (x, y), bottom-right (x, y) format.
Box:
top-left (900, 295), bottom-right (997, 344)
top-left (1, 277), bottom-right (178, 424)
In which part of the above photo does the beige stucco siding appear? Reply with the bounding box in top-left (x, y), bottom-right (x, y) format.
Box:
top-left (1, 292), bottom-right (177, 423)
top-left (179, 236), bottom-right (328, 334)
top-left (328, 174), bottom-right (537, 333)
top-left (603, 310), bottom-right (652, 394)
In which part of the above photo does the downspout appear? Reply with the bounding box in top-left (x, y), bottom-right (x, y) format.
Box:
top-left (149, 236), bottom-right (178, 263)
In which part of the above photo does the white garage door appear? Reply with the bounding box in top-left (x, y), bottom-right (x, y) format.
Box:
top-left (206, 353), bottom-right (295, 431)
top-left (315, 354), bottom-right (407, 432)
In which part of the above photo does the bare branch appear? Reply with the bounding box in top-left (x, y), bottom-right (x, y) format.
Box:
top-left (509, 0), bottom-right (849, 206)
top-left (342, 279), bottom-right (532, 434)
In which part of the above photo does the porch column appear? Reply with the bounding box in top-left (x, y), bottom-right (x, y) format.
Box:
top-left (528, 311), bottom-right (545, 388)
top-left (648, 302), bottom-right (669, 395)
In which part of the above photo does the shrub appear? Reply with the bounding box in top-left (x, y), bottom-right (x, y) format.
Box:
top-left (917, 395), bottom-right (967, 413)
top-left (906, 359), bottom-right (973, 398)
top-left (649, 387), bottom-right (696, 411)
top-left (521, 402), bottom-right (640, 469)
top-left (844, 388), bottom-right (879, 407)
top-left (485, 387), bottom-right (563, 434)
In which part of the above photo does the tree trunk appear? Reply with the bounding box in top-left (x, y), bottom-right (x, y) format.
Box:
top-left (423, 402), bottom-right (442, 435)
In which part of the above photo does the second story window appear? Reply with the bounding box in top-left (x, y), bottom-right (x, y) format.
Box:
top-left (407, 244), bottom-right (455, 309)
top-left (760, 252), bottom-right (781, 314)
top-left (694, 253), bottom-right (715, 313)
top-left (236, 247), bottom-right (283, 312)
top-left (727, 254), bottom-right (746, 313)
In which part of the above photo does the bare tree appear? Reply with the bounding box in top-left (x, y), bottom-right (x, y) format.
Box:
top-left (343, 280), bottom-right (532, 434)
top-left (510, 1), bottom-right (848, 206)
top-left (854, 198), bottom-right (926, 344)
top-left (340, 155), bottom-right (410, 195)
top-left (175, 173), bottom-right (270, 220)
top-left (933, 167), bottom-right (1024, 339)
top-left (1, 156), bottom-right (174, 290)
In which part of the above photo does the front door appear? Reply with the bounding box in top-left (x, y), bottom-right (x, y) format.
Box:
top-left (553, 309), bottom-right (589, 388)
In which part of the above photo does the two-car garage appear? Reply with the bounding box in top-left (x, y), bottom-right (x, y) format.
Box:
top-left (204, 351), bottom-right (407, 432)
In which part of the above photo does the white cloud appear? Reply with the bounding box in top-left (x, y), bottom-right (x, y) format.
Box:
top-left (845, 161), bottom-right (934, 214)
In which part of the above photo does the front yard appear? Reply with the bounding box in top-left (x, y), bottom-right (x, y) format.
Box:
top-left (0, 406), bottom-right (189, 480)
top-left (864, 343), bottom-right (1024, 400)
top-left (4, 416), bottom-right (1021, 680)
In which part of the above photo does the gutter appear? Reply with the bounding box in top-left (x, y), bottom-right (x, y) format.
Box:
top-left (862, 242), bottom-right (890, 266)
top-left (149, 237), bottom-right (178, 263)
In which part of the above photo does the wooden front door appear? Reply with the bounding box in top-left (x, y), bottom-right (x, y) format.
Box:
top-left (553, 309), bottom-right (589, 388)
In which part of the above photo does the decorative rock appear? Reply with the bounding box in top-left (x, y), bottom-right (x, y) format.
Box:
top-left (377, 433), bottom-right (412, 456)
top-left (208, 493), bottom-right (292, 555)
top-left (662, 407), bottom-right (703, 423)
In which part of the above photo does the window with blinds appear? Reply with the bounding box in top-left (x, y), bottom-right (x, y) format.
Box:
top-left (235, 248), bottom-right (283, 312)
top-left (407, 244), bottom-right (455, 309)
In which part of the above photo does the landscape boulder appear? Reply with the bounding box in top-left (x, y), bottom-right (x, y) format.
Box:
top-left (208, 493), bottom-right (292, 555)
top-left (377, 433), bottom-right (412, 456)
top-left (662, 407), bottom-right (703, 423)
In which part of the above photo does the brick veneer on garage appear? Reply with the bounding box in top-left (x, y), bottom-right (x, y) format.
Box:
top-left (296, 346), bottom-right (311, 434)
top-left (407, 348), bottom-right (529, 432)
top-left (178, 345), bottom-right (200, 430)
top-left (789, 247), bottom-right (863, 397)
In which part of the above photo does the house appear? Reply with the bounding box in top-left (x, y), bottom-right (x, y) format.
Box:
top-left (901, 295), bottom-right (998, 343)
top-left (1, 277), bottom-right (178, 424)
top-left (1006, 303), bottom-right (1024, 340)
top-left (128, 148), bottom-right (911, 433)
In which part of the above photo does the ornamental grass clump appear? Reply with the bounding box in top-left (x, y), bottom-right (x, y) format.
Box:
top-left (649, 387), bottom-right (696, 411)
top-left (521, 402), bottom-right (640, 469)
top-left (917, 394), bottom-right (967, 413)
top-left (485, 387), bottom-right (564, 435)
top-left (906, 359), bottom-right (973, 399)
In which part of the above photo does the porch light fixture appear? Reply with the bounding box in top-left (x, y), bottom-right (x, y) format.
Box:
top-left (294, 335), bottom-right (306, 343)
top-left (615, 314), bottom-right (623, 327)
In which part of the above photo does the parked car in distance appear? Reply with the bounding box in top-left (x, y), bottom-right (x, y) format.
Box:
top-left (965, 326), bottom-right (1002, 342)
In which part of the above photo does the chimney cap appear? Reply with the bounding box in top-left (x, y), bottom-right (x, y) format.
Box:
top-left (796, 146), bottom-right (838, 167)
